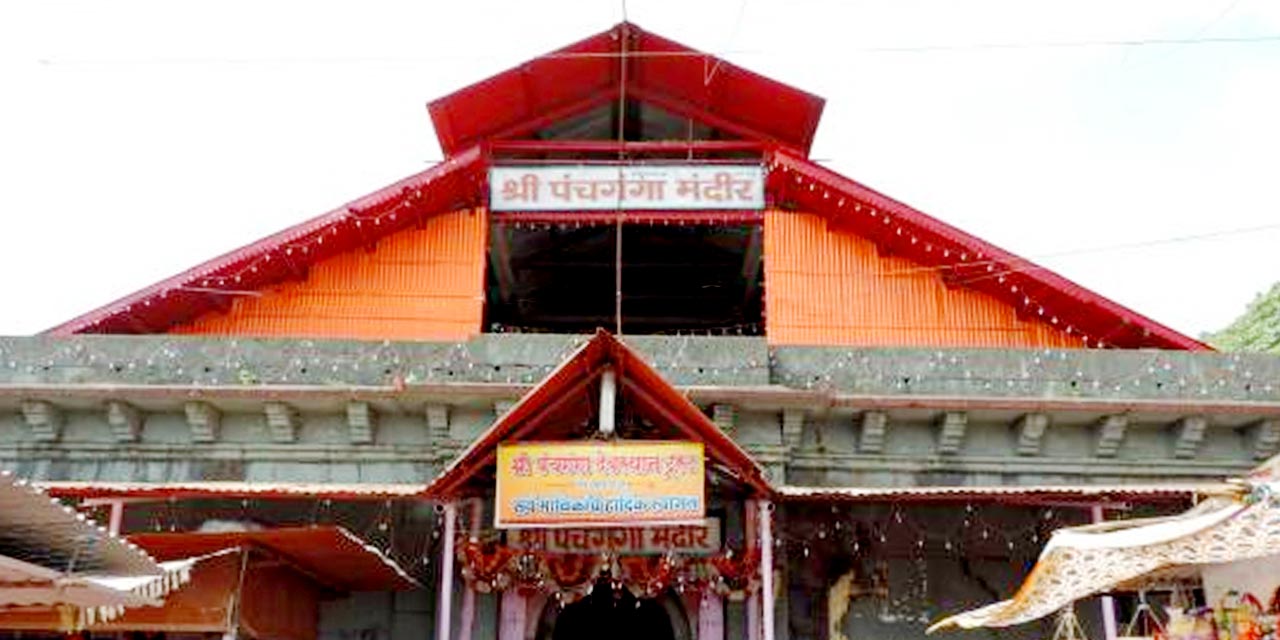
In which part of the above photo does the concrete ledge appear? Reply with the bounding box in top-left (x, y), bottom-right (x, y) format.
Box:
top-left (0, 336), bottom-right (1273, 406)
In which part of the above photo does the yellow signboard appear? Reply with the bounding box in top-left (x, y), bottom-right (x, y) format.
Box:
top-left (495, 441), bottom-right (705, 528)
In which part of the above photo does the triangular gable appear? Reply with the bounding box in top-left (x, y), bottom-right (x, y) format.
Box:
top-left (428, 22), bottom-right (825, 157)
top-left (423, 329), bottom-right (772, 500)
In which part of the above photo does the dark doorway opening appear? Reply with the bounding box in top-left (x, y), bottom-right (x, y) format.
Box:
top-left (541, 580), bottom-right (677, 640)
top-left (485, 222), bottom-right (764, 335)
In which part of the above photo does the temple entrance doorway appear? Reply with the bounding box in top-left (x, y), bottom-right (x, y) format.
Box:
top-left (536, 579), bottom-right (688, 640)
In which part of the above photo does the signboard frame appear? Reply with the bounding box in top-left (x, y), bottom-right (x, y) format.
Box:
top-left (494, 440), bottom-right (706, 529)
top-left (488, 164), bottom-right (766, 212)
top-left (509, 518), bottom-right (722, 555)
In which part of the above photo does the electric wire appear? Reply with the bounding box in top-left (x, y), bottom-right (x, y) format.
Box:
top-left (875, 221), bottom-right (1280, 280)
top-left (30, 32), bottom-right (1280, 67)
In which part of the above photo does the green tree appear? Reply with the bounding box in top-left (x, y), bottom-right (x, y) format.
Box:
top-left (1207, 282), bottom-right (1280, 353)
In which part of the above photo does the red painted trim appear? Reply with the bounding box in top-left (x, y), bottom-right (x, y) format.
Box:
top-left (428, 22), bottom-right (824, 158)
top-left (768, 150), bottom-right (1209, 351)
top-left (47, 147), bottom-right (486, 335)
top-left (624, 85), bottom-right (807, 158)
top-left (481, 93), bottom-right (619, 148)
top-left (490, 140), bottom-right (767, 155)
top-left (620, 378), bottom-right (768, 495)
top-left (422, 330), bottom-right (773, 501)
top-left (40, 482), bottom-right (423, 501)
top-left (51, 142), bottom-right (1206, 350)
top-left (491, 211), bottom-right (764, 225)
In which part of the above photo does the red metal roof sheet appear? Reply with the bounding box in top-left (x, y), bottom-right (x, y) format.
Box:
top-left (45, 24), bottom-right (1206, 351)
top-left (776, 484), bottom-right (1228, 504)
top-left (38, 481), bottom-right (427, 501)
top-left (47, 148), bottom-right (485, 336)
top-left (766, 150), bottom-right (1210, 351)
top-left (428, 22), bottom-right (825, 157)
top-left (127, 526), bottom-right (419, 592)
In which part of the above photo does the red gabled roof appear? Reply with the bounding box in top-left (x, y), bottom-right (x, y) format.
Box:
top-left (428, 22), bottom-right (825, 158)
top-left (766, 150), bottom-right (1210, 351)
top-left (46, 22), bottom-right (1207, 351)
top-left (423, 329), bottom-right (773, 500)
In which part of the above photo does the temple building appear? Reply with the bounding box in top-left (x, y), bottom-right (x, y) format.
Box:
top-left (2, 21), bottom-right (1278, 640)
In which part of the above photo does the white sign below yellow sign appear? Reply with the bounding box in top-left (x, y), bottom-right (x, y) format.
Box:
top-left (510, 519), bottom-right (721, 556)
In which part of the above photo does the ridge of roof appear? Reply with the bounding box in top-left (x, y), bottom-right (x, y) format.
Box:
top-left (428, 22), bottom-right (825, 158)
top-left (767, 150), bottom-right (1209, 351)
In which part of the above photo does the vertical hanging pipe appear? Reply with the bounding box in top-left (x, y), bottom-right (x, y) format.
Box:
top-left (108, 500), bottom-right (124, 535)
top-left (1093, 504), bottom-right (1118, 640)
top-left (437, 501), bottom-right (458, 640)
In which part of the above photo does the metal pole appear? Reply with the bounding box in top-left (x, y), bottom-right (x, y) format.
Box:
top-left (614, 23), bottom-right (628, 336)
top-left (1092, 505), bottom-right (1118, 640)
top-left (437, 501), bottom-right (458, 640)
top-left (108, 500), bottom-right (124, 536)
top-left (759, 500), bottom-right (775, 640)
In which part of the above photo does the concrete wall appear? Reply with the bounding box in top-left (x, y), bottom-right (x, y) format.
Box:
top-left (0, 334), bottom-right (1270, 489)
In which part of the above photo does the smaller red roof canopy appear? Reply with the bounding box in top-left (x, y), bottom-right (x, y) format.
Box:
top-left (128, 526), bottom-right (419, 592)
top-left (424, 329), bottom-right (773, 501)
top-left (40, 481), bottom-right (425, 501)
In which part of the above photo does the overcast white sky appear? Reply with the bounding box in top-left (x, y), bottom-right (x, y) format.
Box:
top-left (1, 1), bottom-right (1278, 338)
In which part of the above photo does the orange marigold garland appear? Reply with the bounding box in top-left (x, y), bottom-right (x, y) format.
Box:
top-left (455, 539), bottom-right (762, 602)
top-left (708, 547), bottom-right (762, 600)
top-left (545, 553), bottom-right (612, 604)
top-left (458, 538), bottom-right (518, 592)
top-left (618, 553), bottom-right (684, 598)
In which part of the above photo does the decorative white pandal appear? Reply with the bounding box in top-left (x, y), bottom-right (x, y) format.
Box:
top-left (929, 482), bottom-right (1280, 632)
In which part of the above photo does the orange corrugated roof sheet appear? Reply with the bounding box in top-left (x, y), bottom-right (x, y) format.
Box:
top-left (172, 208), bottom-right (487, 340)
top-left (128, 526), bottom-right (419, 592)
top-left (764, 211), bottom-right (1083, 348)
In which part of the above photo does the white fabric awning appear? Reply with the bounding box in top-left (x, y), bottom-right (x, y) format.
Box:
top-left (929, 482), bottom-right (1280, 632)
top-left (0, 471), bottom-right (158, 575)
top-left (0, 546), bottom-right (229, 629)
top-left (0, 470), bottom-right (220, 629)
top-left (0, 554), bottom-right (157, 609)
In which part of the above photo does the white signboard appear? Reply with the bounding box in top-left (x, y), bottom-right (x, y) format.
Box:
top-left (489, 165), bottom-right (765, 212)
